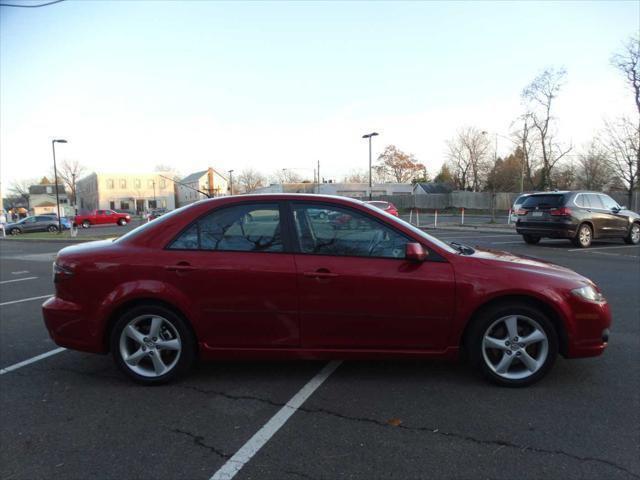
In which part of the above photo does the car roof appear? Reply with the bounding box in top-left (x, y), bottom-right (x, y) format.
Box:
top-left (200, 193), bottom-right (367, 206)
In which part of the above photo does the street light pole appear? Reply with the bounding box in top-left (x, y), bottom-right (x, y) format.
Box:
top-left (362, 132), bottom-right (379, 200)
top-left (71, 172), bottom-right (77, 215)
top-left (51, 139), bottom-right (67, 233)
top-left (228, 170), bottom-right (234, 195)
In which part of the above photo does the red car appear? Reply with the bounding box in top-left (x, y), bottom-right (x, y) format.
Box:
top-left (74, 209), bottom-right (131, 228)
top-left (43, 194), bottom-right (610, 387)
top-left (365, 200), bottom-right (399, 216)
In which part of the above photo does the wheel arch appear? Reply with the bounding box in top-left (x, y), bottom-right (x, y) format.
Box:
top-left (103, 297), bottom-right (199, 356)
top-left (578, 220), bottom-right (595, 239)
top-left (460, 294), bottom-right (569, 357)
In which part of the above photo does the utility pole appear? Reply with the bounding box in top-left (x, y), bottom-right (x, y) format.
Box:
top-left (51, 139), bottom-right (67, 233)
top-left (228, 170), bottom-right (234, 195)
top-left (362, 132), bottom-right (379, 200)
top-left (71, 172), bottom-right (77, 215)
top-left (317, 160), bottom-right (320, 194)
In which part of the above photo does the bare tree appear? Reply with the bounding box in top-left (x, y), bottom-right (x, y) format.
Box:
top-left (8, 178), bottom-right (36, 209)
top-left (575, 144), bottom-right (612, 190)
top-left (342, 169), bottom-right (369, 183)
top-left (53, 159), bottom-right (86, 206)
top-left (270, 169), bottom-right (304, 184)
top-left (511, 113), bottom-right (539, 190)
top-left (237, 168), bottom-right (266, 193)
top-left (600, 117), bottom-right (639, 206)
top-left (374, 145), bottom-right (425, 183)
top-left (446, 127), bottom-right (491, 191)
top-left (154, 164), bottom-right (182, 180)
top-left (611, 35), bottom-right (640, 184)
top-left (522, 68), bottom-right (572, 190)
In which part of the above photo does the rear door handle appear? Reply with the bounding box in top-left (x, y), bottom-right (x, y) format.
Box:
top-left (165, 262), bottom-right (197, 272)
top-left (303, 269), bottom-right (339, 279)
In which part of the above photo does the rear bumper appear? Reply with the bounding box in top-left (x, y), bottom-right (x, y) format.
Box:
top-left (516, 222), bottom-right (576, 239)
top-left (42, 297), bottom-right (105, 353)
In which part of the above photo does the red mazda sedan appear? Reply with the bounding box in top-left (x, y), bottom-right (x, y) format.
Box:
top-left (43, 194), bottom-right (611, 387)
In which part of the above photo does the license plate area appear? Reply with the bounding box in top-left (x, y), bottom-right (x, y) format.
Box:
top-left (532, 211), bottom-right (544, 217)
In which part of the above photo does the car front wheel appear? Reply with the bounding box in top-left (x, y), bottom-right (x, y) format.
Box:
top-left (573, 223), bottom-right (593, 248)
top-left (624, 222), bottom-right (640, 245)
top-left (110, 304), bottom-right (196, 385)
top-left (118, 218), bottom-right (127, 226)
top-left (82, 220), bottom-right (91, 228)
top-left (9, 228), bottom-right (21, 235)
top-left (468, 303), bottom-right (558, 387)
top-left (47, 225), bottom-right (58, 233)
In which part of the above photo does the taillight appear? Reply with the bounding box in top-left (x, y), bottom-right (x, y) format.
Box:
top-left (53, 262), bottom-right (74, 283)
top-left (516, 209), bottom-right (527, 215)
top-left (550, 207), bottom-right (572, 216)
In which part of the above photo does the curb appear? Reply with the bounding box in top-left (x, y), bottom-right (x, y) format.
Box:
top-left (0, 237), bottom-right (111, 244)
top-left (418, 224), bottom-right (517, 235)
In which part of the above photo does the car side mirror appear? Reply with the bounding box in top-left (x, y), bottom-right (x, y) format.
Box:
top-left (406, 243), bottom-right (427, 262)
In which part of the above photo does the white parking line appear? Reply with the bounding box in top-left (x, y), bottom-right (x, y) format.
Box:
top-left (0, 347), bottom-right (66, 375)
top-left (434, 234), bottom-right (519, 240)
top-left (568, 245), bottom-right (640, 252)
top-left (11, 271), bottom-right (30, 275)
top-left (0, 294), bottom-right (53, 307)
top-left (0, 276), bottom-right (38, 285)
top-left (210, 360), bottom-right (342, 480)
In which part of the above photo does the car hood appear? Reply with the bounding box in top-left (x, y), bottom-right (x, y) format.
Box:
top-left (470, 247), bottom-right (589, 284)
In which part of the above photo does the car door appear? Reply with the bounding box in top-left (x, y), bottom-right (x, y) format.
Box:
top-left (21, 217), bottom-right (38, 232)
top-left (598, 194), bottom-right (629, 235)
top-left (290, 202), bottom-right (455, 351)
top-left (585, 194), bottom-right (614, 237)
top-left (160, 202), bottom-right (299, 348)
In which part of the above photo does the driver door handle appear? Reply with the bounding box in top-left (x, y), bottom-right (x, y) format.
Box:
top-left (165, 262), bottom-right (197, 272)
top-left (303, 269), bottom-right (339, 279)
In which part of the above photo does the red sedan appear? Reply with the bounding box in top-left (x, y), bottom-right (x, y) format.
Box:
top-left (365, 200), bottom-right (399, 216)
top-left (43, 194), bottom-right (611, 387)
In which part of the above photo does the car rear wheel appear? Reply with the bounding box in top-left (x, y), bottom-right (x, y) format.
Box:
top-left (522, 234), bottom-right (540, 244)
top-left (117, 218), bottom-right (127, 226)
top-left (573, 223), bottom-right (592, 248)
top-left (47, 225), bottom-right (58, 233)
top-left (468, 303), bottom-right (558, 387)
top-left (82, 220), bottom-right (91, 228)
top-left (624, 222), bottom-right (640, 245)
top-left (110, 304), bottom-right (196, 385)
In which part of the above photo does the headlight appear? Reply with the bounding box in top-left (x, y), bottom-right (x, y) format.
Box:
top-left (571, 285), bottom-right (605, 303)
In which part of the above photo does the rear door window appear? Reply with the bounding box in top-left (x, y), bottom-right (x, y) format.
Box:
top-left (522, 195), bottom-right (565, 209)
top-left (586, 194), bottom-right (604, 209)
top-left (599, 195), bottom-right (619, 210)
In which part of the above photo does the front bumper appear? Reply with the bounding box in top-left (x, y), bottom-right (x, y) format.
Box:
top-left (564, 296), bottom-right (612, 358)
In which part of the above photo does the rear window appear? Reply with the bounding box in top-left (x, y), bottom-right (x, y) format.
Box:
top-left (522, 194), bottom-right (566, 208)
top-left (368, 201), bottom-right (389, 208)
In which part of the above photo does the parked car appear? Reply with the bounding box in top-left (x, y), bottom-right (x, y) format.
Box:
top-left (74, 209), bottom-right (131, 228)
top-left (44, 194), bottom-right (611, 387)
top-left (5, 215), bottom-right (70, 234)
top-left (510, 193), bottom-right (530, 223)
top-left (148, 208), bottom-right (168, 221)
top-left (365, 200), bottom-right (399, 216)
top-left (515, 191), bottom-right (640, 248)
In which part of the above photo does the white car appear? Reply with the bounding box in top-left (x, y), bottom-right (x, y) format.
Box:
top-left (510, 194), bottom-right (530, 222)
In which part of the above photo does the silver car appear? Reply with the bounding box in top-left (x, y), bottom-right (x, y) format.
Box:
top-left (5, 215), bottom-right (70, 235)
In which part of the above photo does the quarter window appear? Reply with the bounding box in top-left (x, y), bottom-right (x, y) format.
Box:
top-left (292, 204), bottom-right (409, 259)
top-left (169, 204), bottom-right (283, 252)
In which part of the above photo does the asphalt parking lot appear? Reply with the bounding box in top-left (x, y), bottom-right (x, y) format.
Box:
top-left (0, 231), bottom-right (638, 480)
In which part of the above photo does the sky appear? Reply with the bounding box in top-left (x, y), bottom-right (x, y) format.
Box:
top-left (0, 0), bottom-right (638, 189)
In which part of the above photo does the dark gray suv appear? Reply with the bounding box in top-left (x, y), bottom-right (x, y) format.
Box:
top-left (515, 191), bottom-right (640, 248)
top-left (5, 215), bottom-right (70, 235)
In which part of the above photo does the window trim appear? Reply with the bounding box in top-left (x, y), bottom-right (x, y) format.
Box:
top-left (288, 201), bottom-right (445, 262)
top-left (165, 200), bottom-right (293, 254)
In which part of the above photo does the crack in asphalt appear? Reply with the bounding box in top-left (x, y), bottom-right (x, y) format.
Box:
top-left (171, 428), bottom-right (231, 459)
top-left (176, 383), bottom-right (640, 479)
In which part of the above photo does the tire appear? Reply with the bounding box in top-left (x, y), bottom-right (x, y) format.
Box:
top-left (624, 222), bottom-right (640, 245)
top-left (110, 304), bottom-right (197, 385)
top-left (522, 234), bottom-right (540, 245)
top-left (572, 223), bottom-right (592, 248)
top-left (82, 220), bottom-right (91, 229)
top-left (117, 218), bottom-right (127, 226)
top-left (467, 302), bottom-right (558, 387)
top-left (47, 225), bottom-right (58, 233)
top-left (9, 228), bottom-right (21, 236)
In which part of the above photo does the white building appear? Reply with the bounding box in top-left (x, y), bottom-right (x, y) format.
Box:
top-left (176, 168), bottom-right (228, 207)
top-left (77, 172), bottom-right (176, 213)
top-left (29, 178), bottom-right (70, 216)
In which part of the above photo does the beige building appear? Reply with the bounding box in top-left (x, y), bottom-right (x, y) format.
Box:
top-left (29, 178), bottom-right (71, 216)
top-left (176, 168), bottom-right (228, 207)
top-left (77, 172), bottom-right (176, 213)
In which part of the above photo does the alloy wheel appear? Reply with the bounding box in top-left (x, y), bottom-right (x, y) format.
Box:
top-left (481, 315), bottom-right (549, 381)
top-left (631, 224), bottom-right (640, 244)
top-left (118, 314), bottom-right (182, 378)
top-left (579, 225), bottom-right (591, 247)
